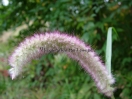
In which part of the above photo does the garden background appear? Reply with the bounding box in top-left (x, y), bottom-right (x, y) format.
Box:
top-left (0, 0), bottom-right (132, 99)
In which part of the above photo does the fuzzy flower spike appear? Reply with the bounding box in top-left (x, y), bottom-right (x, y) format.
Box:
top-left (8, 31), bottom-right (115, 97)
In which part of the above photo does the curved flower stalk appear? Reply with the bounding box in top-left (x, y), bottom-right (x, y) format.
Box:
top-left (8, 31), bottom-right (115, 97)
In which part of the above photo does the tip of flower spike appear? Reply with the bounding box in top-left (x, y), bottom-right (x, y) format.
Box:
top-left (8, 68), bottom-right (16, 80)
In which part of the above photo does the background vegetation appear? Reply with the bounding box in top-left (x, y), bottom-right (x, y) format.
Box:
top-left (0, 0), bottom-right (132, 99)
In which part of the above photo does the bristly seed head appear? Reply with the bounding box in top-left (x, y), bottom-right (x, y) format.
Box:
top-left (8, 31), bottom-right (115, 97)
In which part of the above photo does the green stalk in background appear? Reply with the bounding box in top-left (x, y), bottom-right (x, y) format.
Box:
top-left (105, 27), bottom-right (117, 74)
top-left (105, 27), bottom-right (117, 99)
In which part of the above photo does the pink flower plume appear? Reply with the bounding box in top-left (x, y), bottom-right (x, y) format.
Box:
top-left (8, 31), bottom-right (115, 97)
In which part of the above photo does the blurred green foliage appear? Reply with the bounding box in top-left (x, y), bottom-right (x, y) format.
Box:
top-left (0, 0), bottom-right (132, 99)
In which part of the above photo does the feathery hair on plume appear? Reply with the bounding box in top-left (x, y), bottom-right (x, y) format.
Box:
top-left (8, 31), bottom-right (115, 97)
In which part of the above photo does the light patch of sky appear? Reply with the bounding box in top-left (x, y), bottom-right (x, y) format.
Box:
top-left (2, 0), bottom-right (9, 6)
top-left (104, 0), bottom-right (109, 2)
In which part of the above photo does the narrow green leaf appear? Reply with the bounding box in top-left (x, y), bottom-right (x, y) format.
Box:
top-left (106, 27), bottom-right (112, 74)
top-left (105, 27), bottom-right (117, 74)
